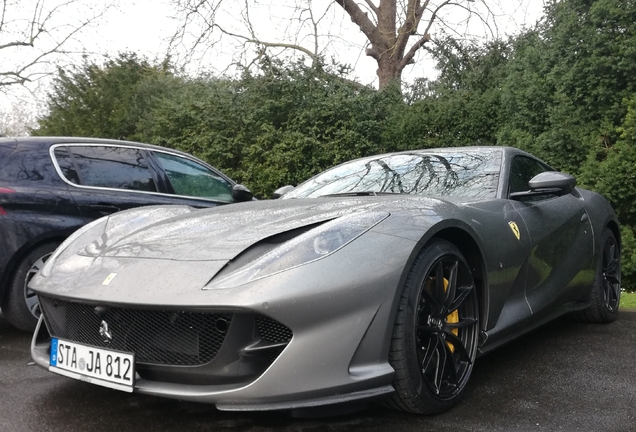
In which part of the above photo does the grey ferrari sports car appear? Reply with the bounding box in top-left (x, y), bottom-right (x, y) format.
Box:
top-left (30, 146), bottom-right (620, 415)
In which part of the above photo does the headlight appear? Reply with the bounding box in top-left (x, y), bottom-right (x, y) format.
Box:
top-left (208, 211), bottom-right (389, 289)
top-left (39, 218), bottom-right (107, 278)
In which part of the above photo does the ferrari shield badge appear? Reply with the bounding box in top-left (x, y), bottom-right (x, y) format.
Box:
top-left (102, 273), bottom-right (117, 286)
top-left (508, 221), bottom-right (521, 240)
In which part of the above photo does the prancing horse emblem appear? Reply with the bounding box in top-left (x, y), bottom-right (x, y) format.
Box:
top-left (99, 320), bottom-right (113, 342)
top-left (508, 221), bottom-right (521, 241)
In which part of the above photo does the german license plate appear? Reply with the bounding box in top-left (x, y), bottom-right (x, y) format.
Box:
top-left (49, 338), bottom-right (135, 392)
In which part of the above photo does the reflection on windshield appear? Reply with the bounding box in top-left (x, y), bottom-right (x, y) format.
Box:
top-left (284, 149), bottom-right (502, 199)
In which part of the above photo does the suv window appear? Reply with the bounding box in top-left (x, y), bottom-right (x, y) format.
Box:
top-left (54, 146), bottom-right (157, 192)
top-left (53, 146), bottom-right (81, 185)
top-left (508, 155), bottom-right (551, 195)
top-left (153, 151), bottom-right (234, 202)
top-left (1, 142), bottom-right (61, 185)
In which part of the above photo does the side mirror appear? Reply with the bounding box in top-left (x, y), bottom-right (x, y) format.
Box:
top-left (272, 185), bottom-right (295, 199)
top-left (510, 171), bottom-right (576, 200)
top-left (528, 171), bottom-right (576, 193)
top-left (232, 184), bottom-right (254, 202)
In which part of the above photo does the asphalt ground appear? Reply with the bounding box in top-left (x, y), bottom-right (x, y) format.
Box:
top-left (1, 310), bottom-right (635, 432)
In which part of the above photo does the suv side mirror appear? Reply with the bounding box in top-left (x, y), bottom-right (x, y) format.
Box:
top-left (232, 184), bottom-right (254, 202)
top-left (272, 185), bottom-right (295, 199)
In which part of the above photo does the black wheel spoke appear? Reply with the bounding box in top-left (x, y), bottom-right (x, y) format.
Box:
top-left (447, 317), bottom-right (478, 330)
top-left (420, 288), bottom-right (441, 316)
top-left (445, 332), bottom-right (471, 363)
top-left (442, 261), bottom-right (458, 313)
top-left (599, 237), bottom-right (621, 312)
top-left (604, 257), bottom-right (619, 279)
top-left (448, 284), bottom-right (474, 314)
top-left (421, 335), bottom-right (440, 373)
top-left (603, 280), bottom-right (619, 310)
top-left (441, 338), bottom-right (460, 386)
top-left (434, 261), bottom-right (447, 311)
top-left (604, 242), bottom-right (615, 264)
top-left (606, 274), bottom-right (620, 285)
top-left (432, 338), bottom-right (448, 394)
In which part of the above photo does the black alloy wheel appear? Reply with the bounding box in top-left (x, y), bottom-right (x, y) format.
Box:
top-left (386, 239), bottom-right (479, 414)
top-left (600, 233), bottom-right (621, 314)
top-left (572, 228), bottom-right (621, 323)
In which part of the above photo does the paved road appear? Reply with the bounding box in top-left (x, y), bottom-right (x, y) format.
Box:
top-left (1, 311), bottom-right (635, 432)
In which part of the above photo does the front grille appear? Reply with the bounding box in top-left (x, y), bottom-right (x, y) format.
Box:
top-left (255, 316), bottom-right (293, 344)
top-left (39, 297), bottom-right (231, 366)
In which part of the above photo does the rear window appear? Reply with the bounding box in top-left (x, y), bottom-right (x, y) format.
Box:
top-left (0, 141), bottom-right (62, 184)
top-left (0, 141), bottom-right (17, 182)
top-left (54, 145), bottom-right (157, 192)
top-left (0, 140), bottom-right (17, 160)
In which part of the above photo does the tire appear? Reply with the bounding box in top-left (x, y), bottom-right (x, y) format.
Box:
top-left (571, 229), bottom-right (621, 323)
top-left (386, 239), bottom-right (479, 414)
top-left (1, 242), bottom-right (59, 332)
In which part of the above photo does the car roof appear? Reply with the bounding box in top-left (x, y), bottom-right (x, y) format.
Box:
top-left (334, 146), bottom-right (549, 168)
top-left (0, 136), bottom-right (196, 160)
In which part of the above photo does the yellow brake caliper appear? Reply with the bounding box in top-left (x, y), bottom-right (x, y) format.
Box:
top-left (443, 278), bottom-right (459, 353)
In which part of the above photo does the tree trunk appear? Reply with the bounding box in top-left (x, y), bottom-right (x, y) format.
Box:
top-left (336, 0), bottom-right (430, 90)
top-left (377, 54), bottom-right (401, 90)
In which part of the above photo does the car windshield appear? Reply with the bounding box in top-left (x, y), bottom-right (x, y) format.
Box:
top-left (284, 149), bottom-right (502, 199)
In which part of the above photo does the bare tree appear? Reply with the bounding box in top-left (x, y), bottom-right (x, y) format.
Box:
top-left (334, 0), bottom-right (500, 88)
top-left (169, 0), bottom-right (530, 89)
top-left (0, 99), bottom-right (39, 136)
top-left (0, 0), bottom-right (113, 91)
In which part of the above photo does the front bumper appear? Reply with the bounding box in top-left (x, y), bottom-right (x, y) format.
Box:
top-left (32, 308), bottom-right (394, 411)
top-left (30, 230), bottom-right (416, 410)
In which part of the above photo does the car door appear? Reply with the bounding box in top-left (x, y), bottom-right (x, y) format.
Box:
top-left (507, 155), bottom-right (594, 316)
top-left (52, 144), bottom-right (191, 220)
top-left (146, 150), bottom-right (236, 207)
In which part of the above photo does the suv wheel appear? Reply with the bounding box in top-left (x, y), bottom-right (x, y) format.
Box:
top-left (1, 242), bottom-right (59, 332)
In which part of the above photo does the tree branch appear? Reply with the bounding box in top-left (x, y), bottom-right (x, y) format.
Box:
top-left (395, 0), bottom-right (431, 60)
top-left (215, 23), bottom-right (319, 61)
top-left (364, 0), bottom-right (379, 15)
top-left (398, 0), bottom-right (452, 71)
top-left (334, 0), bottom-right (384, 47)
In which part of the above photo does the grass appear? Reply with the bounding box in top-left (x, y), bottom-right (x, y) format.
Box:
top-left (621, 291), bottom-right (636, 310)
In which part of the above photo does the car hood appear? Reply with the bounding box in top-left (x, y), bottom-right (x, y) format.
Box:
top-left (86, 197), bottom-right (404, 262)
top-left (29, 195), bottom-right (463, 303)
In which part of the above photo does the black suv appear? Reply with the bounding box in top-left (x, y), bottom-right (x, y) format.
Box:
top-left (0, 137), bottom-right (252, 331)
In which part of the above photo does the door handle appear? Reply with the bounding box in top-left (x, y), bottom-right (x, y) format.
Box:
top-left (89, 204), bottom-right (120, 214)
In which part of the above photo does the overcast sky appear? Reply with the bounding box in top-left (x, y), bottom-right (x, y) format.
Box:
top-left (2, 0), bottom-right (547, 126)
top-left (92, 0), bottom-right (547, 84)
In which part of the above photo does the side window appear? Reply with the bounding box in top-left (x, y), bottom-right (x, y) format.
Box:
top-left (508, 156), bottom-right (550, 195)
top-left (53, 146), bottom-right (81, 185)
top-left (66, 146), bottom-right (157, 192)
top-left (153, 152), bottom-right (234, 202)
top-left (0, 144), bottom-right (58, 184)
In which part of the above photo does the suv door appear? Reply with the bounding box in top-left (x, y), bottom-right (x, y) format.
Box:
top-left (51, 144), bottom-right (232, 219)
top-left (148, 150), bottom-right (236, 206)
